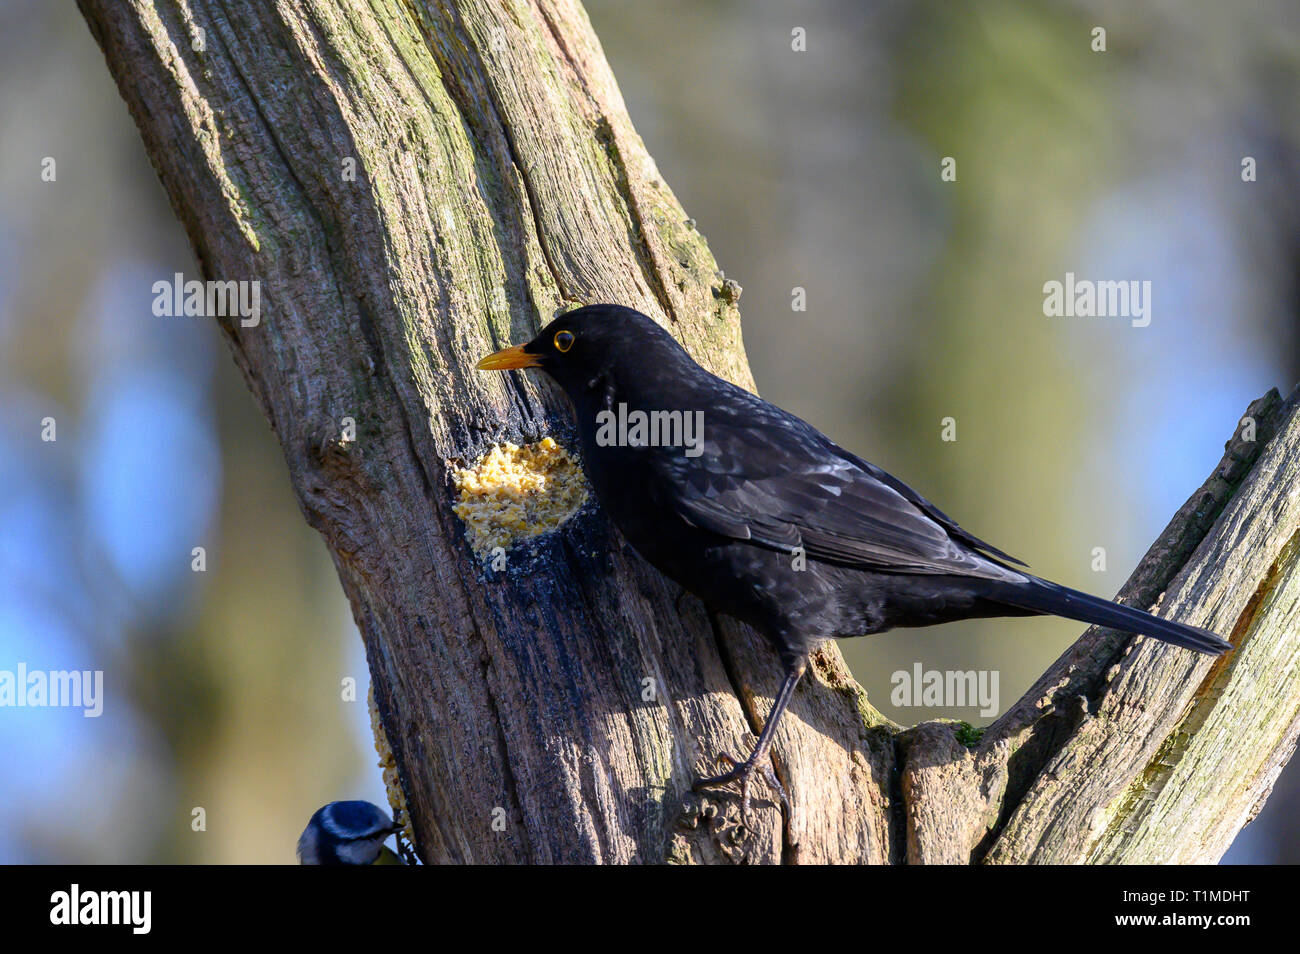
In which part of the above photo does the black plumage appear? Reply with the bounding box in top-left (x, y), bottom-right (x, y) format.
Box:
top-left (476, 304), bottom-right (1231, 816)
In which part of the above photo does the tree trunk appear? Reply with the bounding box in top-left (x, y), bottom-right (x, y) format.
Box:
top-left (79, 0), bottom-right (1300, 864)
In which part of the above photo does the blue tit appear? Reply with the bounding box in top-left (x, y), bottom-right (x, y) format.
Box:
top-left (297, 801), bottom-right (405, 865)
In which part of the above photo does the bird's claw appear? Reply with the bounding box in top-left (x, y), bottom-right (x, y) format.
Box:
top-left (693, 751), bottom-right (790, 822)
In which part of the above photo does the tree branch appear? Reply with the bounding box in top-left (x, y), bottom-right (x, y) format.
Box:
top-left (901, 388), bottom-right (1300, 863)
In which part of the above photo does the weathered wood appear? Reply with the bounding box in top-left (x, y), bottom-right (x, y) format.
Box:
top-left (899, 389), bottom-right (1300, 863)
top-left (79, 0), bottom-right (889, 864)
top-left (80, 0), bottom-right (1299, 864)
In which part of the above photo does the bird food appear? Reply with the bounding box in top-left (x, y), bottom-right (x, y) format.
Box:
top-left (451, 438), bottom-right (588, 557)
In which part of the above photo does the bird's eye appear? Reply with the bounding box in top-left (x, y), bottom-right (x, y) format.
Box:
top-left (554, 330), bottom-right (575, 353)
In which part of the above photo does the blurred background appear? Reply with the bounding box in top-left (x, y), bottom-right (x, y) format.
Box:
top-left (0, 0), bottom-right (1295, 862)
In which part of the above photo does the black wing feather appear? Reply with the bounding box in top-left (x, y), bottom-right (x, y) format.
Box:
top-left (658, 385), bottom-right (1025, 580)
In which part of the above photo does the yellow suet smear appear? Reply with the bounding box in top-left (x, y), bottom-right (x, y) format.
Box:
top-left (369, 688), bottom-right (413, 850)
top-left (451, 438), bottom-right (588, 556)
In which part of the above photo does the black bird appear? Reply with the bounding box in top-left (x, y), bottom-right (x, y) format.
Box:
top-left (476, 304), bottom-right (1231, 817)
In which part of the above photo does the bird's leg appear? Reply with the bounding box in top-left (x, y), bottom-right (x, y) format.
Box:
top-left (391, 816), bottom-right (419, 866)
top-left (694, 662), bottom-right (805, 820)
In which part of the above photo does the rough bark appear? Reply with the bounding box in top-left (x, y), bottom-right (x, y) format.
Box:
top-left (901, 389), bottom-right (1300, 863)
top-left (79, 0), bottom-right (1299, 864)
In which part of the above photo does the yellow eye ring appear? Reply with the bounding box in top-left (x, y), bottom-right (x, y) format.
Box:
top-left (554, 330), bottom-right (575, 352)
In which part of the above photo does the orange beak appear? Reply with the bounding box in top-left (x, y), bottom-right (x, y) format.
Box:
top-left (474, 343), bottom-right (541, 371)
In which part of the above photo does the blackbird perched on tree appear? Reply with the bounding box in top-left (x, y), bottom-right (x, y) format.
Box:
top-left (476, 304), bottom-right (1231, 817)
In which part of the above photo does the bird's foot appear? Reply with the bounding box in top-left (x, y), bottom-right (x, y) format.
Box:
top-left (693, 751), bottom-right (789, 822)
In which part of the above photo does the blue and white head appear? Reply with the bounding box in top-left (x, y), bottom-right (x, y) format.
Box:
top-left (297, 801), bottom-right (403, 865)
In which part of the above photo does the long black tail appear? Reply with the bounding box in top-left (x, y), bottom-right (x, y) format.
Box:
top-left (987, 577), bottom-right (1232, 655)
